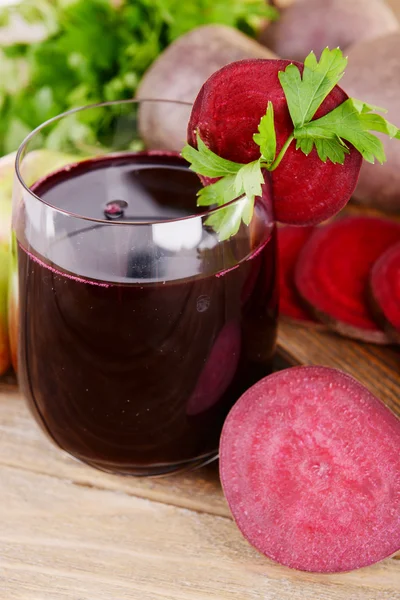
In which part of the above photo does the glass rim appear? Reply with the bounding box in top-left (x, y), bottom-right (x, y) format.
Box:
top-left (15, 97), bottom-right (246, 226)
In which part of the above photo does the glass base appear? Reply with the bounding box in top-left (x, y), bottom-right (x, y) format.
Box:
top-left (74, 450), bottom-right (219, 478)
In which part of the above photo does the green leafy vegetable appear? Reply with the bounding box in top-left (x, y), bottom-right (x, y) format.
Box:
top-left (204, 198), bottom-right (250, 242)
top-left (253, 101), bottom-right (276, 165)
top-left (182, 48), bottom-right (400, 240)
top-left (181, 133), bottom-right (243, 177)
top-left (296, 135), bottom-right (349, 164)
top-left (183, 137), bottom-right (264, 240)
top-left (295, 98), bottom-right (400, 164)
top-left (0, 0), bottom-right (277, 156)
top-left (234, 160), bottom-right (264, 214)
top-left (278, 47), bottom-right (347, 128)
top-left (197, 175), bottom-right (237, 207)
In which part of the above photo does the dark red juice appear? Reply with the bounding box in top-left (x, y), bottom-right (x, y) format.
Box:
top-left (17, 153), bottom-right (277, 475)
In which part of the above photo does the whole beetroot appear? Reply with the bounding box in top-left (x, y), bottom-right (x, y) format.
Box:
top-left (137, 25), bottom-right (277, 152)
top-left (261, 0), bottom-right (398, 62)
top-left (342, 33), bottom-right (400, 213)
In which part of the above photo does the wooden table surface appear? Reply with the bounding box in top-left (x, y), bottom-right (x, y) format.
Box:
top-left (1, 321), bottom-right (400, 600)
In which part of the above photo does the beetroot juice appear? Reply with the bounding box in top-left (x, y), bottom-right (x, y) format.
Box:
top-left (16, 153), bottom-right (277, 475)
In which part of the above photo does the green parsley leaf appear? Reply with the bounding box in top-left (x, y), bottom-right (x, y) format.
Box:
top-left (253, 101), bottom-right (276, 164)
top-left (350, 100), bottom-right (400, 140)
top-left (278, 47), bottom-right (347, 128)
top-left (181, 132), bottom-right (243, 178)
top-left (313, 137), bottom-right (350, 164)
top-left (182, 136), bottom-right (265, 240)
top-left (234, 160), bottom-right (264, 225)
top-left (197, 175), bottom-right (237, 206)
top-left (199, 159), bottom-right (264, 238)
top-left (295, 137), bottom-right (314, 156)
top-left (205, 199), bottom-right (249, 242)
top-left (198, 174), bottom-right (249, 241)
top-left (234, 160), bottom-right (264, 201)
top-left (295, 98), bottom-right (400, 164)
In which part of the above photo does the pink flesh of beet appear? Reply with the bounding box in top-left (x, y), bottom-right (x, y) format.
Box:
top-left (187, 59), bottom-right (362, 226)
top-left (186, 321), bottom-right (241, 416)
top-left (219, 366), bottom-right (400, 573)
top-left (370, 241), bottom-right (400, 341)
top-left (294, 216), bottom-right (400, 343)
top-left (278, 225), bottom-right (317, 322)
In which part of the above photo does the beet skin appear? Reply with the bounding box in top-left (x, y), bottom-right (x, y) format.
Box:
top-left (219, 366), bottom-right (400, 573)
top-left (187, 59), bottom-right (363, 226)
top-left (370, 241), bottom-right (400, 344)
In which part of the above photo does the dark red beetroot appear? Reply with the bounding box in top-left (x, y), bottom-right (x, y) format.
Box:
top-left (187, 59), bottom-right (363, 225)
top-left (278, 225), bottom-right (318, 324)
top-left (219, 366), bottom-right (400, 573)
top-left (295, 216), bottom-right (400, 343)
top-left (186, 321), bottom-right (241, 416)
top-left (370, 241), bottom-right (400, 344)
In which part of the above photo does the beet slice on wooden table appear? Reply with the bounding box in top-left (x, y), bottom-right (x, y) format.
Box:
top-left (219, 366), bottom-right (400, 573)
top-left (295, 216), bottom-right (400, 343)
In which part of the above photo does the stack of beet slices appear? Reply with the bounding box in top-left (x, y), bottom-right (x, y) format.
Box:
top-left (278, 216), bottom-right (400, 344)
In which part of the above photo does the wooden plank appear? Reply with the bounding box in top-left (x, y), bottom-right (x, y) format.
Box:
top-left (1, 465), bottom-right (400, 600)
top-left (1, 311), bottom-right (400, 598)
top-left (0, 387), bottom-right (229, 518)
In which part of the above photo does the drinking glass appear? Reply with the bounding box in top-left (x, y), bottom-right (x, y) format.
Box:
top-left (12, 99), bottom-right (278, 476)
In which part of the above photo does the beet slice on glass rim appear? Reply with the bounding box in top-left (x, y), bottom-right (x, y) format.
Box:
top-left (187, 59), bottom-right (362, 226)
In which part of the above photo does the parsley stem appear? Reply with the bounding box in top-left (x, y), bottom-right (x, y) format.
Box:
top-left (268, 134), bottom-right (294, 172)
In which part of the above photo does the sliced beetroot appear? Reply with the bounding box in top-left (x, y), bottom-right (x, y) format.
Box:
top-left (187, 59), bottom-right (362, 226)
top-left (186, 321), bottom-right (241, 416)
top-left (295, 216), bottom-right (400, 343)
top-left (219, 365), bottom-right (400, 573)
top-left (370, 241), bottom-right (400, 344)
top-left (278, 225), bottom-right (318, 323)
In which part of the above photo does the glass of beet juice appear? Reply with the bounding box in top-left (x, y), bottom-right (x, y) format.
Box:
top-left (12, 99), bottom-right (278, 476)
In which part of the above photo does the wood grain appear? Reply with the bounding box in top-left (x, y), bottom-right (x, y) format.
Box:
top-left (1, 465), bottom-right (400, 600)
top-left (1, 320), bottom-right (400, 599)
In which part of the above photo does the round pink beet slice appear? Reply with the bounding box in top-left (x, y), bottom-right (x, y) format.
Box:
top-left (295, 216), bottom-right (400, 343)
top-left (370, 241), bottom-right (400, 344)
top-left (278, 225), bottom-right (318, 324)
top-left (219, 366), bottom-right (400, 573)
top-left (187, 59), bottom-right (362, 226)
top-left (186, 321), bottom-right (241, 416)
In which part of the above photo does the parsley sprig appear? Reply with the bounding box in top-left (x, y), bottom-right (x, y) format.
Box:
top-left (181, 47), bottom-right (400, 241)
